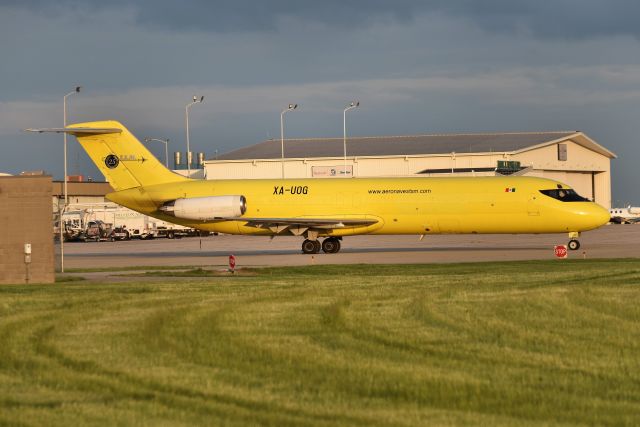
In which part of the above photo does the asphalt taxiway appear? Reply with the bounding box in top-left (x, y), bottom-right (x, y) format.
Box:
top-left (60, 224), bottom-right (640, 270)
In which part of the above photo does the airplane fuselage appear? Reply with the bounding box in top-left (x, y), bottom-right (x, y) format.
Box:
top-left (107, 175), bottom-right (609, 237)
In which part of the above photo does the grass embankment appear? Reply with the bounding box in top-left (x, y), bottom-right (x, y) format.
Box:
top-left (1, 260), bottom-right (640, 426)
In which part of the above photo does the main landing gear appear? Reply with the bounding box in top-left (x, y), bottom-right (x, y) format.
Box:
top-left (301, 237), bottom-right (341, 254)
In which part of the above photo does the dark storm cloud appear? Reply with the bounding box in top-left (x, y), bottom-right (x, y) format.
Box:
top-left (429, 0), bottom-right (640, 40)
top-left (1, 0), bottom-right (416, 32)
top-left (5, 0), bottom-right (640, 39)
top-left (135, 0), bottom-right (417, 32)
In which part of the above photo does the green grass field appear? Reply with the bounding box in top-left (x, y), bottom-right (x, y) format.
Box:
top-left (1, 260), bottom-right (640, 426)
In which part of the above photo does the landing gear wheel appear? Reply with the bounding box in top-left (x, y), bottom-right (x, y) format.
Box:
top-left (322, 237), bottom-right (341, 254)
top-left (302, 239), bottom-right (321, 254)
top-left (568, 239), bottom-right (580, 251)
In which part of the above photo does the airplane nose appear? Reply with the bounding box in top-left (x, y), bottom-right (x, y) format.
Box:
top-left (581, 203), bottom-right (610, 230)
top-left (594, 204), bottom-right (611, 226)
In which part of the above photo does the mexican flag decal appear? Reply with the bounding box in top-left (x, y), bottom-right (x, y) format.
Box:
top-left (505, 187), bottom-right (516, 192)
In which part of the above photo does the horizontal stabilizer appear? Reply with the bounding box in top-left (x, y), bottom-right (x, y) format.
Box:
top-left (24, 127), bottom-right (122, 136)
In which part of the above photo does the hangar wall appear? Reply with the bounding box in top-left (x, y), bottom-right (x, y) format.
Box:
top-left (0, 176), bottom-right (54, 284)
top-left (205, 133), bottom-right (614, 209)
top-left (206, 153), bottom-right (511, 180)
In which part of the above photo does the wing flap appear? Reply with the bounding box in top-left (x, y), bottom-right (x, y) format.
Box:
top-left (219, 216), bottom-right (379, 230)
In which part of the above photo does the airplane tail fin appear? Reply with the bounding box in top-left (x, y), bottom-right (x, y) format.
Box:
top-left (26, 120), bottom-right (188, 191)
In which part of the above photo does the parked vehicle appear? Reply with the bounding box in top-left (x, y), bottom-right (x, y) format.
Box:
top-left (110, 226), bottom-right (131, 241)
top-left (83, 220), bottom-right (112, 242)
top-left (155, 226), bottom-right (187, 239)
top-left (129, 228), bottom-right (155, 240)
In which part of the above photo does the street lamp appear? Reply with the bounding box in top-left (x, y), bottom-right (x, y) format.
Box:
top-left (60, 85), bottom-right (81, 273)
top-left (280, 103), bottom-right (297, 179)
top-left (185, 95), bottom-right (204, 177)
top-left (144, 137), bottom-right (170, 167)
top-left (343, 101), bottom-right (359, 178)
top-left (63, 86), bottom-right (81, 204)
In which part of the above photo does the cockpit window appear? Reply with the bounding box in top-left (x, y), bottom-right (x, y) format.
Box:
top-left (539, 189), bottom-right (590, 202)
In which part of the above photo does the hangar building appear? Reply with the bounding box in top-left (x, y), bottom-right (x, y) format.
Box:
top-left (204, 131), bottom-right (616, 209)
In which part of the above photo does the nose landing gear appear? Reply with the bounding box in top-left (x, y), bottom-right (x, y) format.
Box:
top-left (567, 231), bottom-right (581, 251)
top-left (301, 237), bottom-right (342, 254)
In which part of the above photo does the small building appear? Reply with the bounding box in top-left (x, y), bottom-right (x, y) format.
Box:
top-left (0, 175), bottom-right (54, 284)
top-left (204, 131), bottom-right (616, 208)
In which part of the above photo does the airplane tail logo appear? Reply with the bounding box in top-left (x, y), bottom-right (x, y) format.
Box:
top-left (104, 154), bottom-right (119, 169)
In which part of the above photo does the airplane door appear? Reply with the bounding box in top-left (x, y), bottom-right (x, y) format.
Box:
top-left (527, 193), bottom-right (540, 216)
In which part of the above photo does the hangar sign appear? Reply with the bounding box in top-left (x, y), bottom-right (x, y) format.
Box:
top-left (311, 165), bottom-right (352, 178)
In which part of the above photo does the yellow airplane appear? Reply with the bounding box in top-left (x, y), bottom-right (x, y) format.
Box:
top-left (28, 120), bottom-right (610, 254)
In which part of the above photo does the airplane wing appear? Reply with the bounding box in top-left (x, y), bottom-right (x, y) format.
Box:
top-left (221, 216), bottom-right (379, 235)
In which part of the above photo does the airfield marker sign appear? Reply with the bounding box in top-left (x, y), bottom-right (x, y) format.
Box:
top-left (554, 245), bottom-right (568, 259)
top-left (229, 254), bottom-right (236, 272)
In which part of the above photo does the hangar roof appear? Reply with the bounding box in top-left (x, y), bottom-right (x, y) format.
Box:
top-left (214, 131), bottom-right (616, 161)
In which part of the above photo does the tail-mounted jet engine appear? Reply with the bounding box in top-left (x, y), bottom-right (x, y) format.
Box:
top-left (159, 195), bottom-right (247, 221)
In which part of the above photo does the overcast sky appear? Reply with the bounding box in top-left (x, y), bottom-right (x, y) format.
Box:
top-left (1, 1), bottom-right (639, 204)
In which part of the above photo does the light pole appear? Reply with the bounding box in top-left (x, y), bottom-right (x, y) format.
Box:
top-left (280, 103), bottom-right (297, 179)
top-left (63, 86), bottom-right (81, 204)
top-left (185, 95), bottom-right (204, 177)
top-left (61, 85), bottom-right (81, 273)
top-left (343, 101), bottom-right (359, 178)
top-left (144, 138), bottom-right (170, 167)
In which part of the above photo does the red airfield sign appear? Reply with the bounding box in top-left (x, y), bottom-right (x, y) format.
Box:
top-left (554, 245), bottom-right (568, 259)
top-left (229, 254), bottom-right (236, 271)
